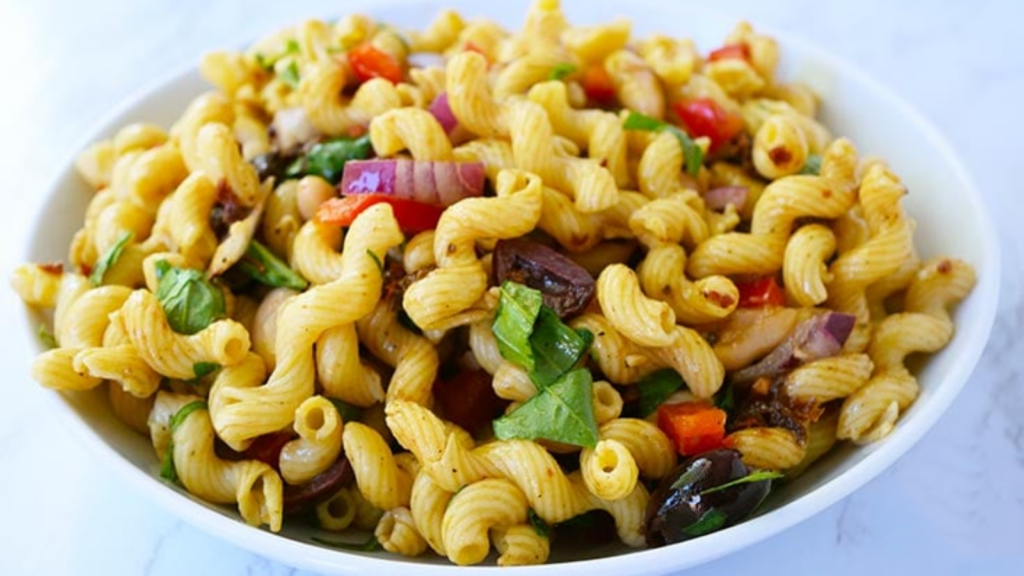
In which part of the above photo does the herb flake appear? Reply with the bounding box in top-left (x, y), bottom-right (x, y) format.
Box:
top-left (799, 154), bottom-right (823, 175)
top-left (549, 62), bottom-right (578, 81)
top-left (528, 509), bottom-right (551, 538)
top-left (700, 470), bottom-right (783, 495)
top-left (160, 400), bottom-right (207, 483)
top-left (285, 134), bottom-right (372, 184)
top-left (280, 60), bottom-right (301, 89)
top-left (682, 508), bottom-right (728, 537)
top-left (312, 535), bottom-right (382, 552)
top-left (38, 324), bottom-right (58, 349)
top-left (636, 369), bottom-right (685, 417)
top-left (236, 240), bottom-right (308, 291)
top-left (623, 111), bottom-right (704, 176)
top-left (89, 231), bottom-right (133, 286)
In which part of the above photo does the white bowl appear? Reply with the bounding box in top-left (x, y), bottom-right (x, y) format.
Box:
top-left (22, 0), bottom-right (1000, 574)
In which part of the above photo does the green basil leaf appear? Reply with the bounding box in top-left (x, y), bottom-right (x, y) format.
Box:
top-left (236, 240), bottom-right (309, 290)
top-left (89, 231), bottom-right (133, 286)
top-left (280, 60), bottom-right (301, 89)
top-left (296, 135), bottom-right (372, 184)
top-left (188, 362), bottom-right (220, 384)
top-left (528, 509), bottom-right (551, 538)
top-left (636, 369), bottom-right (685, 417)
top-left (327, 397), bottom-right (364, 422)
top-left (255, 53), bottom-right (273, 71)
top-left (799, 154), bottom-right (823, 175)
top-left (492, 281), bottom-right (544, 371)
top-left (38, 324), bottom-right (58, 349)
top-left (155, 260), bottom-right (227, 335)
top-left (161, 400), bottom-right (207, 483)
top-left (623, 111), bottom-right (704, 176)
top-left (549, 62), bottom-right (578, 81)
top-left (700, 469), bottom-right (783, 495)
top-left (284, 39), bottom-right (300, 55)
top-left (530, 308), bottom-right (592, 388)
top-left (492, 368), bottom-right (599, 448)
top-left (312, 535), bottom-right (382, 552)
top-left (682, 508), bottom-right (728, 537)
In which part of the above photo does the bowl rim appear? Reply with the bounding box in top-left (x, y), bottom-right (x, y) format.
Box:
top-left (22, 0), bottom-right (1002, 574)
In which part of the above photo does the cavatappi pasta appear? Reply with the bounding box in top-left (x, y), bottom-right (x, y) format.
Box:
top-left (13, 0), bottom-right (976, 565)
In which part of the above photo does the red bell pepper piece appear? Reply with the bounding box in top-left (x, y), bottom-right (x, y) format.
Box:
top-left (317, 194), bottom-right (446, 232)
top-left (735, 276), bottom-right (786, 308)
top-left (581, 64), bottom-right (616, 103)
top-left (707, 43), bottom-right (751, 63)
top-left (673, 98), bottom-right (744, 153)
top-left (657, 401), bottom-right (728, 456)
top-left (348, 43), bottom-right (403, 84)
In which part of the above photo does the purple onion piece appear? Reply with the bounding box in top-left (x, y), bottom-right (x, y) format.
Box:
top-left (428, 92), bottom-right (459, 135)
top-left (731, 312), bottom-right (856, 384)
top-left (704, 186), bottom-right (749, 212)
top-left (339, 159), bottom-right (485, 206)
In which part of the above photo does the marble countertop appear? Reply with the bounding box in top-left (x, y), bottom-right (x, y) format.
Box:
top-left (1, 0), bottom-right (1021, 574)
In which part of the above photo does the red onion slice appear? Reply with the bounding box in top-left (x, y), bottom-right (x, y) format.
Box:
top-left (704, 186), bottom-right (748, 212)
top-left (428, 92), bottom-right (459, 135)
top-left (339, 159), bottom-right (485, 206)
top-left (731, 311), bottom-right (855, 384)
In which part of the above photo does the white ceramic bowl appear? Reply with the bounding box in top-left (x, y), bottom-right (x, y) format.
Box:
top-left (22, 0), bottom-right (1000, 574)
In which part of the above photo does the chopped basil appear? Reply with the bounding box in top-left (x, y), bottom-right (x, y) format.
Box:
top-left (700, 470), bottom-right (783, 495)
top-left (549, 62), bottom-right (578, 81)
top-left (89, 231), bottom-right (133, 286)
top-left (160, 400), bottom-right (208, 483)
top-left (256, 39), bottom-right (300, 71)
top-left (714, 381), bottom-right (735, 415)
top-left (492, 368), bottom-right (599, 448)
top-left (623, 111), bottom-right (704, 176)
top-left (154, 260), bottom-right (227, 335)
top-left (397, 307), bottom-right (423, 335)
top-left (188, 362), bottom-right (221, 383)
top-left (492, 281), bottom-right (544, 371)
top-left (366, 249), bottom-right (385, 275)
top-left (636, 369), bottom-right (685, 417)
top-left (280, 60), bottom-right (301, 89)
top-left (312, 535), bottom-right (382, 552)
top-left (492, 281), bottom-right (592, 388)
top-left (670, 459), bottom-right (711, 490)
top-left (682, 508), bottom-right (728, 537)
top-left (327, 397), bottom-right (364, 422)
top-left (235, 240), bottom-right (309, 291)
top-left (528, 509), bottom-right (551, 538)
top-left (285, 134), bottom-right (372, 184)
top-left (799, 154), bottom-right (823, 175)
top-left (38, 324), bottom-right (58, 349)
top-left (529, 309), bottom-right (592, 388)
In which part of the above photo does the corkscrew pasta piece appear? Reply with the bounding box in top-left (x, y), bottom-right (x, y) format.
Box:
top-left (278, 396), bottom-right (343, 485)
top-left (356, 299), bottom-right (438, 407)
top-left (377, 506), bottom-right (429, 557)
top-left (783, 223), bottom-right (837, 307)
top-left (596, 264), bottom-right (676, 347)
top-left (727, 427), bottom-right (807, 470)
top-left (344, 421), bottom-right (414, 511)
top-left (208, 204), bottom-right (402, 449)
top-left (160, 395), bottom-right (284, 531)
top-left (752, 114), bottom-right (809, 180)
top-left (838, 257), bottom-right (976, 442)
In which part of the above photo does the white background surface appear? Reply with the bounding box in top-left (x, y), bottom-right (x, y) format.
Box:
top-left (1, 0), bottom-right (1022, 574)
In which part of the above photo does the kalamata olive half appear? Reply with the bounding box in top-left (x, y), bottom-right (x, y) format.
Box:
top-left (282, 458), bottom-right (354, 515)
top-left (644, 448), bottom-right (772, 547)
top-left (493, 238), bottom-right (595, 319)
top-left (250, 151), bottom-right (295, 183)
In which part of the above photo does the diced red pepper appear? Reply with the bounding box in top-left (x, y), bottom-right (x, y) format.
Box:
top-left (707, 43), bottom-right (751, 63)
top-left (317, 194), bottom-right (446, 232)
top-left (657, 401), bottom-right (728, 456)
top-left (348, 43), bottom-right (403, 84)
top-left (735, 276), bottom-right (786, 308)
top-left (581, 64), bottom-right (616, 103)
top-left (673, 98), bottom-right (745, 153)
top-left (434, 369), bottom-right (508, 436)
